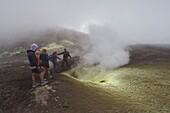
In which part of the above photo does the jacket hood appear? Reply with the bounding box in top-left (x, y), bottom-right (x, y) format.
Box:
top-left (27, 50), bottom-right (35, 53)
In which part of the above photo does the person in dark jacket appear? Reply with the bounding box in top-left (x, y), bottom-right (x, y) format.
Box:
top-left (58, 48), bottom-right (71, 70)
top-left (40, 48), bottom-right (52, 80)
top-left (27, 43), bottom-right (42, 88)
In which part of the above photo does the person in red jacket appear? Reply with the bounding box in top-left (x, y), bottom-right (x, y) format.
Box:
top-left (35, 50), bottom-right (41, 67)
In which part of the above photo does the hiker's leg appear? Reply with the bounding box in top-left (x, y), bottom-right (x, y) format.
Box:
top-left (39, 67), bottom-right (48, 85)
top-left (40, 67), bottom-right (45, 82)
top-left (53, 62), bottom-right (58, 72)
top-left (53, 62), bottom-right (56, 70)
top-left (66, 59), bottom-right (69, 68)
top-left (47, 68), bottom-right (51, 76)
top-left (56, 62), bottom-right (61, 72)
top-left (46, 63), bottom-right (51, 78)
top-left (47, 68), bottom-right (52, 79)
top-left (32, 73), bottom-right (36, 84)
top-left (31, 68), bottom-right (40, 84)
top-left (62, 60), bottom-right (65, 69)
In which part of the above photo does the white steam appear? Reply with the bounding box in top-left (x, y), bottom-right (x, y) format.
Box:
top-left (82, 23), bottom-right (130, 68)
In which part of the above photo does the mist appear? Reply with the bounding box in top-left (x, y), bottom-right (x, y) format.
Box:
top-left (1, 0), bottom-right (170, 43)
top-left (82, 23), bottom-right (129, 68)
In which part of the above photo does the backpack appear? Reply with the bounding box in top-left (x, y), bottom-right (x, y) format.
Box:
top-left (48, 54), bottom-right (53, 62)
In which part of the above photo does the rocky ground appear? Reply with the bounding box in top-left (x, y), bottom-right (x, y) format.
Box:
top-left (0, 44), bottom-right (170, 113)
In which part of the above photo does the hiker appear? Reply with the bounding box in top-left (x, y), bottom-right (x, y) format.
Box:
top-left (58, 48), bottom-right (71, 70)
top-left (49, 50), bottom-right (62, 72)
top-left (40, 48), bottom-right (52, 80)
top-left (35, 50), bottom-right (41, 67)
top-left (27, 44), bottom-right (43, 88)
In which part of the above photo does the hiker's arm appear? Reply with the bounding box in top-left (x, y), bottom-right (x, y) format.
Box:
top-left (56, 56), bottom-right (62, 60)
top-left (32, 55), bottom-right (38, 66)
top-left (54, 55), bottom-right (61, 60)
top-left (57, 52), bottom-right (63, 55)
top-left (68, 53), bottom-right (71, 58)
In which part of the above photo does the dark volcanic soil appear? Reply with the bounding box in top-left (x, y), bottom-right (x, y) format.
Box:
top-left (0, 44), bottom-right (170, 113)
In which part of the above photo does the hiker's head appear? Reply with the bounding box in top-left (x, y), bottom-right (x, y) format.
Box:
top-left (42, 48), bottom-right (47, 52)
top-left (53, 50), bottom-right (58, 53)
top-left (64, 48), bottom-right (66, 51)
top-left (31, 43), bottom-right (38, 51)
top-left (35, 51), bottom-right (40, 55)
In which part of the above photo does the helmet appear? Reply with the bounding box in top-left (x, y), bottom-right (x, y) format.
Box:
top-left (31, 43), bottom-right (38, 51)
top-left (42, 48), bottom-right (47, 52)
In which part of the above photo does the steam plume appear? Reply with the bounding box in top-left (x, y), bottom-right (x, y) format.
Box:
top-left (82, 23), bottom-right (130, 68)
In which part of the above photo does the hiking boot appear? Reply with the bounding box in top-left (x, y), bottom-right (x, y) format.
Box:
top-left (32, 83), bottom-right (40, 88)
top-left (41, 81), bottom-right (48, 86)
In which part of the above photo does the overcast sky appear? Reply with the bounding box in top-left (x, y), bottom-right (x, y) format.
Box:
top-left (0, 0), bottom-right (170, 44)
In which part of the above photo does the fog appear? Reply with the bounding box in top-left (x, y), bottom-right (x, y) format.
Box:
top-left (81, 23), bottom-right (129, 68)
top-left (1, 0), bottom-right (170, 44)
top-left (0, 0), bottom-right (170, 67)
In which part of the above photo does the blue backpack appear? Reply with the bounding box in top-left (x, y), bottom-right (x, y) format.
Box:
top-left (48, 54), bottom-right (54, 62)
